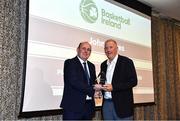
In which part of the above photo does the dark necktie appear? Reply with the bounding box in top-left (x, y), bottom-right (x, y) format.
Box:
top-left (83, 62), bottom-right (90, 85)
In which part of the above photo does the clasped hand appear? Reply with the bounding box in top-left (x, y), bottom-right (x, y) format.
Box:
top-left (93, 84), bottom-right (113, 92)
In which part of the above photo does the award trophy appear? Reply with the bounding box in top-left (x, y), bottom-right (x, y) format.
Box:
top-left (99, 71), bottom-right (106, 85)
top-left (94, 72), bottom-right (106, 98)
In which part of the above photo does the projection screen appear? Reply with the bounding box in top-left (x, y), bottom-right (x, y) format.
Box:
top-left (21, 0), bottom-right (154, 113)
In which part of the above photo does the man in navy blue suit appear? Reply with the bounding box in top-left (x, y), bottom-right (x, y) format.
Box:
top-left (60, 41), bottom-right (96, 120)
top-left (94, 39), bottom-right (138, 120)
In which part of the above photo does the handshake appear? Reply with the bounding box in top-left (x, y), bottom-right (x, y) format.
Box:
top-left (93, 84), bottom-right (113, 92)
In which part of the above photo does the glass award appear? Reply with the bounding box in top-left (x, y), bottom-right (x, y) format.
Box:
top-left (94, 71), bottom-right (106, 98)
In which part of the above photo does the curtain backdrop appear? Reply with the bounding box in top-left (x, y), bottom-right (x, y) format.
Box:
top-left (134, 15), bottom-right (180, 120)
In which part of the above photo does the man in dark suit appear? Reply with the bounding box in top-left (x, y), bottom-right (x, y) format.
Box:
top-left (60, 42), bottom-right (96, 120)
top-left (95, 39), bottom-right (137, 120)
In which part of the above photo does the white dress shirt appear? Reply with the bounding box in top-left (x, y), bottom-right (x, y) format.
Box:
top-left (104, 54), bottom-right (118, 99)
top-left (77, 56), bottom-right (92, 100)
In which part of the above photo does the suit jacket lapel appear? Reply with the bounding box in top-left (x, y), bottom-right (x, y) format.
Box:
top-left (75, 56), bottom-right (86, 79)
top-left (112, 55), bottom-right (121, 83)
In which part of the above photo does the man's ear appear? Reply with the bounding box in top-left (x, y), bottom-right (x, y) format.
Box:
top-left (76, 48), bottom-right (79, 53)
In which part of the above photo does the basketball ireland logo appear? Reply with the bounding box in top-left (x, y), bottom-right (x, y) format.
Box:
top-left (79, 0), bottom-right (98, 23)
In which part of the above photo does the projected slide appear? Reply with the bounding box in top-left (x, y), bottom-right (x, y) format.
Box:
top-left (22, 0), bottom-right (154, 112)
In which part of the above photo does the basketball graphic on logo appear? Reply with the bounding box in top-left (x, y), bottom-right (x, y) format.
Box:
top-left (80, 0), bottom-right (98, 23)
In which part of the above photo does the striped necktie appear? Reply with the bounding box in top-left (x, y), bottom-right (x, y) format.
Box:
top-left (83, 62), bottom-right (90, 85)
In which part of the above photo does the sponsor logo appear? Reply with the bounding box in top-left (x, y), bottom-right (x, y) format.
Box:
top-left (79, 0), bottom-right (98, 23)
top-left (80, 0), bottom-right (131, 29)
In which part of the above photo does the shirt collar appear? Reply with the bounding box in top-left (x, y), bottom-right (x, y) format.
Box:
top-left (77, 56), bottom-right (87, 64)
top-left (107, 54), bottom-right (118, 65)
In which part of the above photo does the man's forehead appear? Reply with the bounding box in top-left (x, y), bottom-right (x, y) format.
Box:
top-left (105, 42), bottom-right (116, 46)
top-left (80, 43), bottom-right (90, 47)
